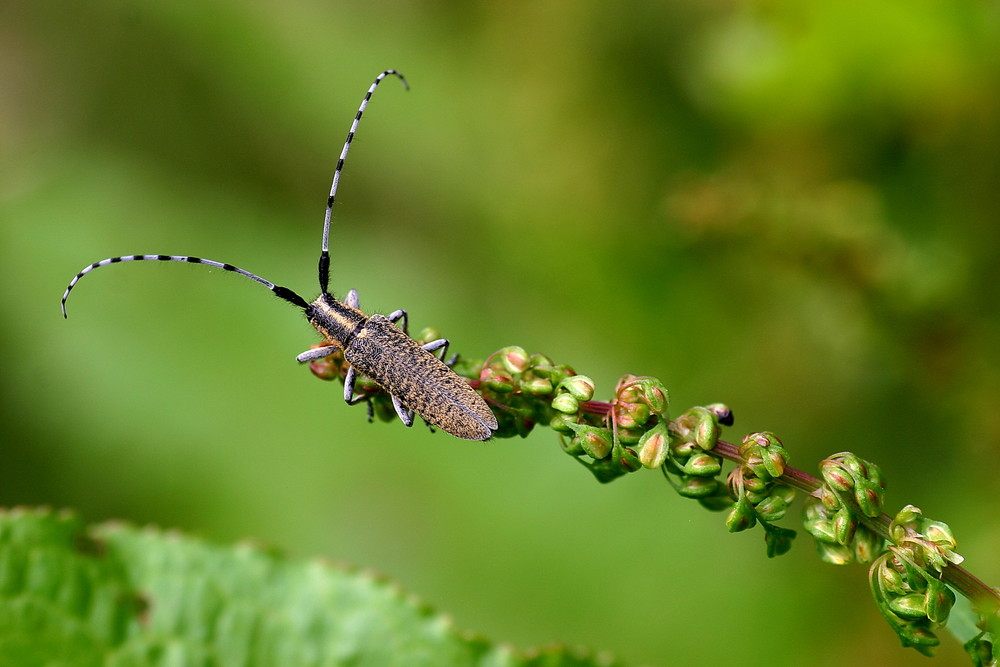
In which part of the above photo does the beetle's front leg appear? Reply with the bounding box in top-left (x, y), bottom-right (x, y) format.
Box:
top-left (296, 345), bottom-right (339, 363)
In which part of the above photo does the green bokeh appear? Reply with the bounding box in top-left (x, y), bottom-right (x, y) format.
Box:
top-left (3, 2), bottom-right (999, 665)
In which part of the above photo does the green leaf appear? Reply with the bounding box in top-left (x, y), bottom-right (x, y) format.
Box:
top-left (0, 508), bottom-right (621, 667)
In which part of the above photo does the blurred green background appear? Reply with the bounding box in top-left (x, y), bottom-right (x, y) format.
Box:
top-left (3, 2), bottom-right (999, 665)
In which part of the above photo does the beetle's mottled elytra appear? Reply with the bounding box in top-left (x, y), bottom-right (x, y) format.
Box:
top-left (61, 70), bottom-right (499, 441)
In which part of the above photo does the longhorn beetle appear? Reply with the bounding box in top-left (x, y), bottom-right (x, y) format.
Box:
top-left (61, 69), bottom-right (499, 441)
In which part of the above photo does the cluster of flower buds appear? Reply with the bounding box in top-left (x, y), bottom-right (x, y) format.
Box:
top-left (725, 432), bottom-right (795, 532)
top-left (660, 406), bottom-right (728, 508)
top-left (467, 345), bottom-right (577, 438)
top-left (550, 374), bottom-right (673, 483)
top-left (803, 452), bottom-right (886, 565)
top-left (820, 452), bottom-right (886, 518)
top-left (868, 505), bottom-right (963, 657)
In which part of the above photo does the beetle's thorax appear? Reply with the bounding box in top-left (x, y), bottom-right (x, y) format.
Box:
top-left (307, 293), bottom-right (368, 348)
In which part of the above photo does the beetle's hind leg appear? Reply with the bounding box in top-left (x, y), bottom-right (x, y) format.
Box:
top-left (390, 395), bottom-right (415, 427)
top-left (343, 365), bottom-right (377, 423)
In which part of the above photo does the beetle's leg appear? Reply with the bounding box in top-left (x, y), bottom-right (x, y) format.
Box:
top-left (386, 308), bottom-right (409, 334)
top-left (421, 338), bottom-right (451, 362)
top-left (390, 395), bottom-right (415, 427)
top-left (387, 308), bottom-right (457, 364)
top-left (296, 345), bottom-right (339, 363)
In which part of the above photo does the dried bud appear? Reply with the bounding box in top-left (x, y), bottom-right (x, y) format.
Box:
top-left (706, 403), bottom-right (734, 426)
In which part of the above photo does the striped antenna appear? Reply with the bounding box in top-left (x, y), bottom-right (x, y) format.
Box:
top-left (61, 255), bottom-right (310, 318)
top-left (318, 69), bottom-right (409, 293)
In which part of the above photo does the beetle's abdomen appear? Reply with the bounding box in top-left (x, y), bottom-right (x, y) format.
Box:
top-left (345, 315), bottom-right (498, 440)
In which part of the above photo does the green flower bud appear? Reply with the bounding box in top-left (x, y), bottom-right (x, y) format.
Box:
top-left (877, 562), bottom-right (907, 595)
top-left (522, 377), bottom-right (554, 396)
top-left (528, 353), bottom-right (554, 369)
top-left (671, 440), bottom-right (696, 457)
top-left (833, 506), bottom-right (857, 546)
top-left (615, 402), bottom-right (650, 429)
top-left (499, 346), bottom-right (531, 375)
top-left (816, 542), bottom-right (853, 566)
top-left (923, 579), bottom-right (955, 624)
top-left (616, 427), bottom-right (643, 445)
top-left (852, 526), bottom-right (882, 564)
top-left (694, 414), bottom-right (719, 451)
top-left (676, 477), bottom-right (720, 499)
top-left (889, 593), bottom-right (929, 619)
top-left (575, 425), bottom-right (613, 460)
top-left (742, 476), bottom-right (768, 495)
top-left (482, 371), bottom-right (515, 393)
top-left (638, 424), bottom-right (669, 469)
top-left (549, 414), bottom-right (577, 434)
top-left (804, 518), bottom-right (836, 544)
top-left (894, 504), bottom-right (922, 526)
top-left (819, 485), bottom-right (841, 511)
top-left (754, 494), bottom-right (789, 522)
top-left (560, 436), bottom-right (585, 456)
top-left (923, 520), bottom-right (956, 548)
top-left (636, 378), bottom-right (669, 415)
top-left (614, 444), bottom-right (642, 473)
top-left (854, 482), bottom-right (883, 518)
top-left (617, 377), bottom-right (641, 404)
top-left (820, 460), bottom-right (855, 493)
top-left (551, 393), bottom-right (580, 414)
top-left (682, 452), bottom-right (721, 476)
top-left (726, 496), bottom-right (757, 532)
top-left (561, 375), bottom-right (596, 402)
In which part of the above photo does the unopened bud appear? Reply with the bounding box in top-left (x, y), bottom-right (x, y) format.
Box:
top-left (499, 346), bottom-right (531, 375)
top-left (754, 494), bottom-right (789, 522)
top-left (924, 578), bottom-right (955, 624)
top-left (637, 424), bottom-right (669, 469)
top-left (683, 452), bottom-right (721, 476)
top-left (888, 594), bottom-right (929, 620)
top-left (679, 476), bottom-right (721, 499)
top-left (575, 425), bottom-right (613, 460)
top-left (726, 497), bottom-right (757, 532)
top-left (551, 394), bottom-right (580, 414)
top-left (522, 377), bottom-right (554, 395)
top-left (483, 372), bottom-right (515, 393)
top-left (562, 375), bottom-right (596, 402)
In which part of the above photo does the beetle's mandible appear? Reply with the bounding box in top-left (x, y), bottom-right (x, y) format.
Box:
top-left (61, 70), bottom-right (499, 441)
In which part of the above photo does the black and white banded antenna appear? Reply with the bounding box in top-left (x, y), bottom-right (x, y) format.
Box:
top-left (318, 69), bottom-right (408, 294)
top-left (60, 255), bottom-right (309, 318)
top-left (61, 69), bottom-right (408, 319)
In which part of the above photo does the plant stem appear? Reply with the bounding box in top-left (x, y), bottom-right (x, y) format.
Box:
top-left (713, 439), bottom-right (1000, 617)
